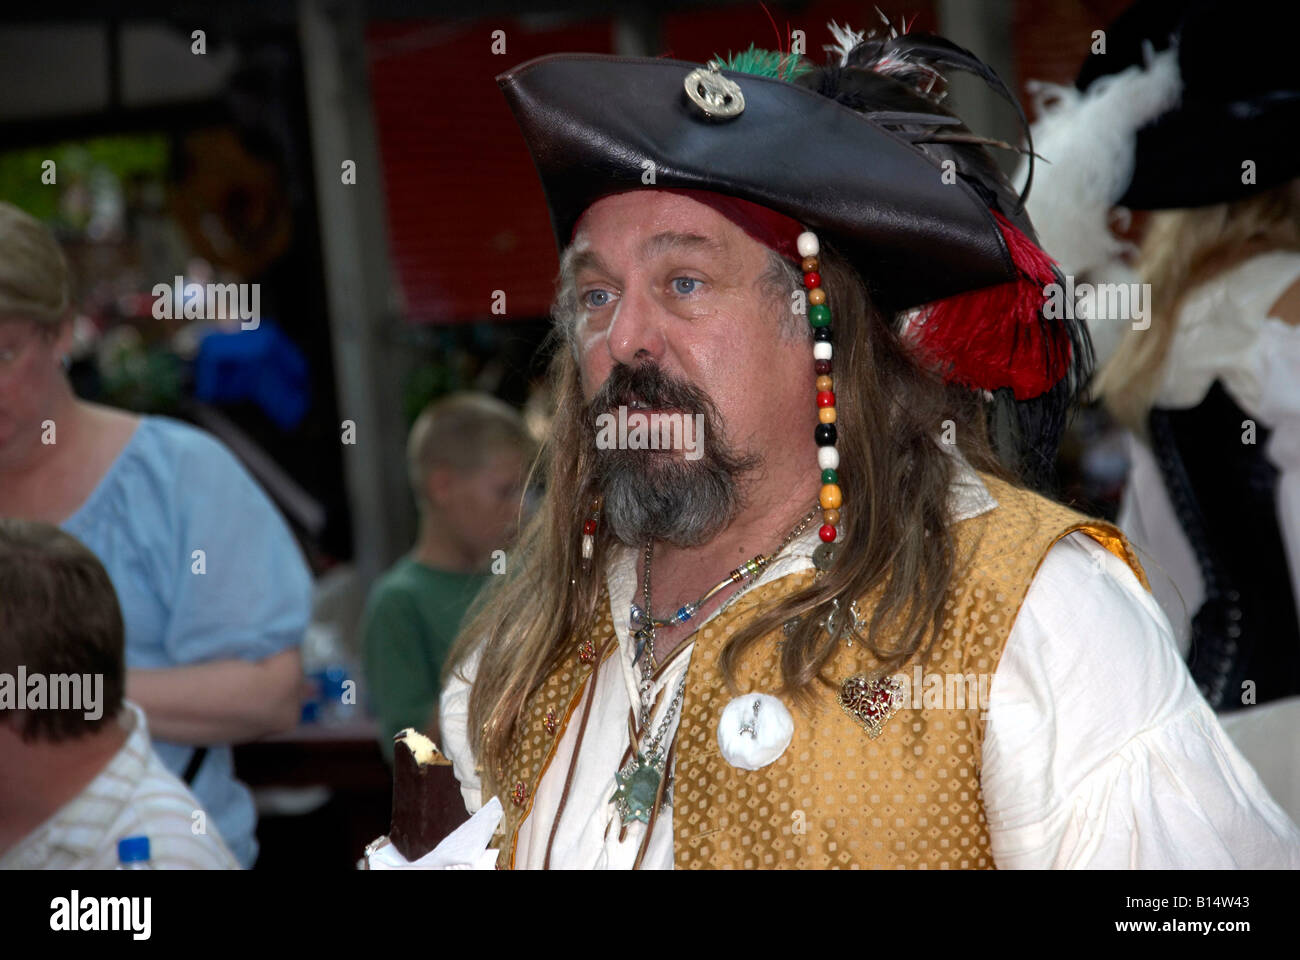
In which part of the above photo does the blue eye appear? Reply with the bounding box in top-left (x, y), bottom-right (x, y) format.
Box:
top-left (582, 289), bottom-right (613, 309)
top-left (672, 277), bottom-right (699, 295)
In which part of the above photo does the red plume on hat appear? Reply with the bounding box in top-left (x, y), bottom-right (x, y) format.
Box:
top-left (799, 17), bottom-right (1089, 476)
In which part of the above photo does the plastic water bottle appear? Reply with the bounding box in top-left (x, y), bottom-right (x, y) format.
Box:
top-left (301, 623), bottom-right (355, 726)
top-left (117, 836), bottom-right (154, 869)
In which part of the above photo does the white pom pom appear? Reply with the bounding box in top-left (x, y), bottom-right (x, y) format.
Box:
top-left (796, 231), bottom-right (820, 258)
top-left (817, 446), bottom-right (839, 470)
top-left (716, 694), bottom-right (794, 771)
top-left (813, 341), bottom-right (832, 361)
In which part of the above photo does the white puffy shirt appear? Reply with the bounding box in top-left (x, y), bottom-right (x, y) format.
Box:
top-left (442, 467), bottom-right (1300, 869)
top-left (1120, 251), bottom-right (1300, 652)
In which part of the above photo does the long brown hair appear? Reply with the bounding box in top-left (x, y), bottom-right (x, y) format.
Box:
top-left (445, 240), bottom-right (1013, 798)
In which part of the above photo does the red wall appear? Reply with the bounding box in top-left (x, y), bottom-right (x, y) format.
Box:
top-left (365, 2), bottom-right (1129, 325)
top-left (366, 19), bottom-right (615, 325)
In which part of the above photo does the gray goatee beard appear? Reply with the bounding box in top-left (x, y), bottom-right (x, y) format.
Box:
top-left (584, 363), bottom-right (760, 548)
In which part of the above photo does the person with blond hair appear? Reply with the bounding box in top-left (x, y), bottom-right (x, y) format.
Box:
top-left (0, 201), bottom-right (311, 867)
top-left (1023, 0), bottom-right (1300, 712)
top-left (362, 391), bottom-right (534, 763)
top-left (1099, 185), bottom-right (1300, 710)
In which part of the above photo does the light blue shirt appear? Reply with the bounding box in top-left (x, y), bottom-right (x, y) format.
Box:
top-left (62, 415), bottom-right (312, 867)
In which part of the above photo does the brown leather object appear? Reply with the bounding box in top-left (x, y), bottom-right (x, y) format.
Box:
top-left (388, 736), bottom-right (463, 862)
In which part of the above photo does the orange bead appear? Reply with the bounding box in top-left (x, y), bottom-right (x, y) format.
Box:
top-left (823, 508), bottom-right (840, 525)
top-left (818, 406), bottom-right (836, 424)
top-left (819, 483), bottom-right (842, 510)
top-left (808, 287), bottom-right (826, 305)
top-left (815, 375), bottom-right (833, 392)
top-left (801, 256), bottom-right (819, 273)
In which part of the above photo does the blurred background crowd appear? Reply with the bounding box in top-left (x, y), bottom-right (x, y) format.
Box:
top-left (1, 0), bottom-right (1297, 870)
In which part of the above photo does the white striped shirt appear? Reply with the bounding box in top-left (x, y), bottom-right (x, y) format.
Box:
top-left (0, 701), bottom-right (241, 870)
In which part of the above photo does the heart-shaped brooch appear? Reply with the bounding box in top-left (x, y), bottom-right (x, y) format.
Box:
top-left (837, 675), bottom-right (905, 739)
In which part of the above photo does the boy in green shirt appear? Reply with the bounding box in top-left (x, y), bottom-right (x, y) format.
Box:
top-left (362, 392), bottom-right (535, 764)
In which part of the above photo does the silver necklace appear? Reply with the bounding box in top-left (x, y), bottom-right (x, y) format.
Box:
top-left (610, 505), bottom-right (819, 826)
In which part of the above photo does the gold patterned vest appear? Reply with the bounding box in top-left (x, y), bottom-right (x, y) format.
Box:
top-left (490, 474), bottom-right (1149, 868)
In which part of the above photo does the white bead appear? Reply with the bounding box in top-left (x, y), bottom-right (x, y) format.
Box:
top-left (796, 231), bottom-right (820, 258)
top-left (581, 535), bottom-right (594, 559)
top-left (818, 446), bottom-right (840, 470)
top-left (813, 341), bottom-right (832, 360)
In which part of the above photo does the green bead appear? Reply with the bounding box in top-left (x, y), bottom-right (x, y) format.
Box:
top-left (821, 468), bottom-right (838, 484)
top-left (809, 304), bottom-right (831, 327)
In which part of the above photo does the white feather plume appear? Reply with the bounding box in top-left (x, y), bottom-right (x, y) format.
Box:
top-left (825, 20), bottom-right (866, 67)
top-left (1014, 47), bottom-right (1182, 366)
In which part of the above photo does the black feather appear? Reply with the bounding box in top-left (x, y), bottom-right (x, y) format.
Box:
top-left (836, 31), bottom-right (1037, 212)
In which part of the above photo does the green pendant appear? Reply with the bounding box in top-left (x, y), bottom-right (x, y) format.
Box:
top-left (611, 751), bottom-right (665, 825)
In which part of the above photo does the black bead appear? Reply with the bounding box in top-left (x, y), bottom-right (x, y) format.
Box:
top-left (814, 326), bottom-right (833, 342)
top-left (815, 423), bottom-right (837, 446)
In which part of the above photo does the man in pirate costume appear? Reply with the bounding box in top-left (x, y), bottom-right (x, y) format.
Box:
top-left (438, 20), bottom-right (1300, 869)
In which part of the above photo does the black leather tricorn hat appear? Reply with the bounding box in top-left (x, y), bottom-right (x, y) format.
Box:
top-left (1075, 0), bottom-right (1300, 209)
top-left (494, 28), bottom-right (1093, 481)
top-left (496, 53), bottom-right (1023, 315)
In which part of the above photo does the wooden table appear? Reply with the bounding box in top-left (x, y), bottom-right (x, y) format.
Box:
top-left (233, 718), bottom-right (392, 870)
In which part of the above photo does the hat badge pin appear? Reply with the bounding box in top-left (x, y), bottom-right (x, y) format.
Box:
top-left (683, 62), bottom-right (745, 120)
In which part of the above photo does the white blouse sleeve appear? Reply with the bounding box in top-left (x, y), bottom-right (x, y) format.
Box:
top-left (982, 531), bottom-right (1300, 869)
top-left (1256, 317), bottom-right (1300, 633)
top-left (439, 644), bottom-right (485, 816)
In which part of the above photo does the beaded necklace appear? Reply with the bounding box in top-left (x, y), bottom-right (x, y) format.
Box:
top-left (610, 504), bottom-right (818, 827)
top-left (629, 504), bottom-right (820, 670)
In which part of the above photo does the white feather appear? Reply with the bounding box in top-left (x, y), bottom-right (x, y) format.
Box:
top-left (825, 20), bottom-right (866, 67)
top-left (1015, 48), bottom-right (1181, 280)
top-left (1012, 47), bottom-right (1181, 368)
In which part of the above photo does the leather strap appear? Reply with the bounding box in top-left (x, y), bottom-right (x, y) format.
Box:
top-left (181, 746), bottom-right (208, 785)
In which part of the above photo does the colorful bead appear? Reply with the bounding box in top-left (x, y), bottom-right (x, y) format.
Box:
top-left (543, 709), bottom-right (558, 734)
top-left (819, 484), bottom-right (843, 509)
top-left (578, 638), bottom-right (596, 664)
top-left (512, 781), bottom-right (528, 805)
top-left (582, 519), bottom-right (597, 535)
top-left (801, 227), bottom-right (836, 526)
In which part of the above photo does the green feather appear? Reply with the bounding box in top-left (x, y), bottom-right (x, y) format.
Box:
top-left (710, 44), bottom-right (811, 83)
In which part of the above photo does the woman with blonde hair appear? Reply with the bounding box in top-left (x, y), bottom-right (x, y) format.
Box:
top-left (1027, 0), bottom-right (1300, 713)
top-left (0, 201), bottom-right (312, 866)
